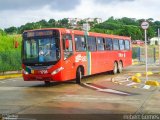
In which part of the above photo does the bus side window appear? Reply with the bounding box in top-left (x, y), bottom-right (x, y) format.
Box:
top-left (87, 36), bottom-right (96, 51)
top-left (63, 34), bottom-right (73, 60)
top-left (125, 40), bottom-right (130, 50)
top-left (97, 37), bottom-right (105, 51)
top-left (75, 35), bottom-right (86, 52)
top-left (119, 40), bottom-right (125, 50)
top-left (113, 39), bottom-right (119, 50)
top-left (105, 38), bottom-right (113, 50)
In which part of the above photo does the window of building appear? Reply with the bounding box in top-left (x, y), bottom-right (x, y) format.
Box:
top-left (125, 40), bottom-right (130, 50)
top-left (75, 35), bottom-right (86, 52)
top-left (97, 37), bottom-right (104, 51)
top-left (119, 40), bottom-right (125, 50)
top-left (87, 36), bottom-right (96, 51)
top-left (113, 39), bottom-right (119, 50)
top-left (105, 38), bottom-right (113, 50)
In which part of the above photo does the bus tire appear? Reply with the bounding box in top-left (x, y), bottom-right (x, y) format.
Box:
top-left (118, 61), bottom-right (123, 73)
top-left (76, 67), bottom-right (82, 84)
top-left (112, 62), bottom-right (118, 74)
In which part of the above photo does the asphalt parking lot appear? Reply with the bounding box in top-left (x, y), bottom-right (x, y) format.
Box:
top-left (0, 64), bottom-right (160, 120)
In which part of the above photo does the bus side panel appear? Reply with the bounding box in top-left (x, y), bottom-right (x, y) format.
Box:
top-left (102, 51), bottom-right (115, 72)
top-left (60, 52), bottom-right (88, 81)
top-left (90, 52), bottom-right (98, 74)
top-left (74, 52), bottom-right (88, 76)
top-left (124, 50), bottom-right (132, 67)
top-left (92, 51), bottom-right (113, 73)
top-left (60, 55), bottom-right (77, 81)
top-left (91, 51), bottom-right (117, 74)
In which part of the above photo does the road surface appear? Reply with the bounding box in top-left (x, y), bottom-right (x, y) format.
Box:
top-left (0, 65), bottom-right (160, 120)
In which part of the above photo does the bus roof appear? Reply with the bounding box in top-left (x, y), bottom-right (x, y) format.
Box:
top-left (23, 28), bottom-right (131, 40)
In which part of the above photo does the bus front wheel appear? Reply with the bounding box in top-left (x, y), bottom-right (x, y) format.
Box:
top-left (112, 62), bottom-right (118, 74)
top-left (76, 67), bottom-right (82, 84)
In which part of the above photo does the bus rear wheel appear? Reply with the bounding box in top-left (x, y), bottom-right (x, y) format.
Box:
top-left (112, 62), bottom-right (118, 74)
top-left (76, 67), bottom-right (82, 84)
top-left (118, 61), bottom-right (123, 73)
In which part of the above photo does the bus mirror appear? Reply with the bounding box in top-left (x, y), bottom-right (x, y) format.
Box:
top-left (65, 39), bottom-right (69, 49)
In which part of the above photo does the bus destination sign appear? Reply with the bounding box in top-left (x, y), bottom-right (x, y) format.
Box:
top-left (27, 30), bottom-right (53, 37)
top-left (23, 30), bottom-right (59, 38)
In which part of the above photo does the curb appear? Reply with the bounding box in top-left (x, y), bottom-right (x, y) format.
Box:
top-left (0, 74), bottom-right (22, 80)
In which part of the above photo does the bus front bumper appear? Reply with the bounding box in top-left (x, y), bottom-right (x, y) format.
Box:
top-left (23, 74), bottom-right (61, 82)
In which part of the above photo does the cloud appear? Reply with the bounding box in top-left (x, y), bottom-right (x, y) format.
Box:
top-left (0, 0), bottom-right (81, 11)
top-left (94, 0), bottom-right (135, 5)
top-left (0, 0), bottom-right (160, 29)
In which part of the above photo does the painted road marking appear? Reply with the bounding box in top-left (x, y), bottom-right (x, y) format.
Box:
top-left (0, 81), bottom-right (5, 83)
top-left (117, 79), bottom-right (129, 83)
top-left (83, 83), bottom-right (131, 96)
top-left (11, 79), bottom-right (17, 82)
top-left (142, 85), bottom-right (151, 89)
top-left (126, 82), bottom-right (138, 86)
top-left (98, 89), bottom-right (131, 96)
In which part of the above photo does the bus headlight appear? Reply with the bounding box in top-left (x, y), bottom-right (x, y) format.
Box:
top-left (23, 69), bottom-right (29, 75)
top-left (51, 67), bottom-right (64, 75)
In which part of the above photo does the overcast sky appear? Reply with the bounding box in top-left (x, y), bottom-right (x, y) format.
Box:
top-left (0, 0), bottom-right (160, 29)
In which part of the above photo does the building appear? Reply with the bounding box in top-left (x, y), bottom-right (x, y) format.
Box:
top-left (67, 18), bottom-right (82, 26)
top-left (67, 18), bottom-right (102, 26)
top-left (150, 37), bottom-right (160, 45)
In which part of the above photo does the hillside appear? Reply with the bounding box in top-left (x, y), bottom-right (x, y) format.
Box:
top-left (4, 17), bottom-right (160, 40)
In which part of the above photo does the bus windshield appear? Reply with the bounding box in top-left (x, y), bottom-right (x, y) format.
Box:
top-left (22, 37), bottom-right (60, 65)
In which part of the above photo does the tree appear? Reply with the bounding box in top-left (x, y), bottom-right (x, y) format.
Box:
top-left (48, 19), bottom-right (56, 27)
top-left (5, 27), bottom-right (17, 34)
top-left (58, 18), bottom-right (69, 27)
top-left (38, 19), bottom-right (49, 28)
top-left (0, 29), bottom-right (6, 36)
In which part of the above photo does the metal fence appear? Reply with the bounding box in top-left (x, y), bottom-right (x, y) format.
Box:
top-left (0, 51), bottom-right (21, 73)
top-left (132, 47), bottom-right (156, 64)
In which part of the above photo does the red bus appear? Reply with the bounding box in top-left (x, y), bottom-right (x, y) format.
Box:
top-left (22, 28), bottom-right (132, 84)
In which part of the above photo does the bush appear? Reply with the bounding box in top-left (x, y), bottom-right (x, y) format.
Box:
top-left (0, 34), bottom-right (22, 73)
top-left (0, 51), bottom-right (21, 72)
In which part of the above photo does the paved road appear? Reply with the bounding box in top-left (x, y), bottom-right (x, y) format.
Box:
top-left (0, 65), bottom-right (160, 120)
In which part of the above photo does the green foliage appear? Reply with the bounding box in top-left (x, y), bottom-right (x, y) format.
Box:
top-left (0, 34), bottom-right (22, 72)
top-left (91, 17), bottom-right (160, 40)
top-left (4, 27), bottom-right (17, 34)
top-left (4, 16), bottom-right (160, 40)
top-left (0, 51), bottom-right (21, 72)
top-left (0, 29), bottom-right (6, 36)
